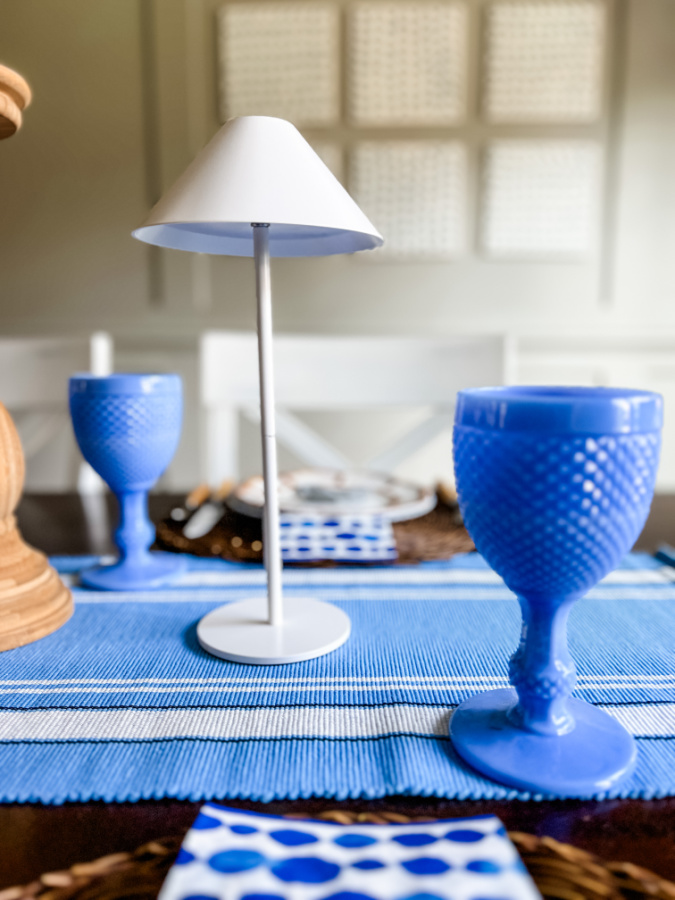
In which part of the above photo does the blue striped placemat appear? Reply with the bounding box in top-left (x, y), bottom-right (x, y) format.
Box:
top-left (0, 552), bottom-right (673, 804)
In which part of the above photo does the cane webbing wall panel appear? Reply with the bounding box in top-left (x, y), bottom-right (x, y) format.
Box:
top-left (348, 1), bottom-right (468, 126)
top-left (351, 142), bottom-right (467, 259)
top-left (482, 141), bottom-right (601, 256)
top-left (215, 0), bottom-right (610, 264)
top-left (218, 3), bottom-right (340, 125)
top-left (484, 0), bottom-right (606, 122)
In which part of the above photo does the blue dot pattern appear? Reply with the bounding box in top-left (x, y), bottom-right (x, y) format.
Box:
top-left (181, 895), bottom-right (219, 900)
top-left (209, 849), bottom-right (265, 874)
top-left (392, 833), bottom-right (438, 847)
top-left (270, 857), bottom-right (340, 884)
top-left (321, 893), bottom-right (377, 900)
top-left (161, 805), bottom-right (541, 900)
top-left (269, 829), bottom-right (319, 847)
top-left (334, 834), bottom-right (378, 849)
top-left (241, 896), bottom-right (285, 900)
top-left (401, 895), bottom-right (446, 900)
top-left (191, 813), bottom-right (221, 830)
top-left (402, 858), bottom-right (451, 876)
top-left (445, 830), bottom-right (485, 843)
top-left (466, 860), bottom-right (502, 874)
top-left (278, 513), bottom-right (397, 563)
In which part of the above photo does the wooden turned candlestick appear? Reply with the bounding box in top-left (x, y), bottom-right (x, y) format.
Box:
top-left (0, 64), bottom-right (72, 649)
top-left (0, 404), bottom-right (72, 651)
top-left (0, 64), bottom-right (31, 140)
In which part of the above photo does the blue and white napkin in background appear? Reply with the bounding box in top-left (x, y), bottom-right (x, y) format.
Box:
top-left (279, 513), bottom-right (398, 563)
top-left (159, 803), bottom-right (541, 900)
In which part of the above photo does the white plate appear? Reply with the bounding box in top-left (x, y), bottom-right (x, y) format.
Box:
top-left (227, 468), bottom-right (436, 522)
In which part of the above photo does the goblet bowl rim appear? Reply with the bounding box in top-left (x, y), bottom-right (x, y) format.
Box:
top-left (69, 373), bottom-right (182, 396)
top-left (455, 385), bottom-right (662, 435)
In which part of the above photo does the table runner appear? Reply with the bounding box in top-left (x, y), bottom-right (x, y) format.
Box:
top-left (0, 552), bottom-right (673, 804)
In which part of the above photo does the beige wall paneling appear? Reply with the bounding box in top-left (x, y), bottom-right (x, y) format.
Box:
top-left (2, 0), bottom-right (675, 489)
top-left (611, 0), bottom-right (675, 321)
top-left (0, 0), bottom-right (623, 340)
top-left (0, 0), bottom-right (150, 333)
top-left (3, 0), bottom-right (674, 341)
top-left (145, 0), bottom-right (196, 315)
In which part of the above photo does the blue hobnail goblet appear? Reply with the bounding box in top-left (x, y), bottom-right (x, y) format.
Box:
top-left (451, 386), bottom-right (662, 796)
top-left (69, 373), bottom-right (186, 590)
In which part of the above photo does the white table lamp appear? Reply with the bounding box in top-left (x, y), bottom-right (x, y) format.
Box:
top-left (132, 116), bottom-right (382, 664)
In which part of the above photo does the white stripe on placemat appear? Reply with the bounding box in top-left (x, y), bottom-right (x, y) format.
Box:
top-left (0, 705), bottom-right (450, 741)
top-left (72, 586), bottom-right (675, 605)
top-left (63, 567), bottom-right (675, 594)
top-left (176, 569), bottom-right (503, 587)
top-left (604, 704), bottom-right (675, 736)
top-left (0, 674), bottom-right (673, 695)
top-left (0, 680), bottom-right (509, 696)
top-left (73, 587), bottom-right (520, 603)
top-left (169, 567), bottom-right (675, 588)
top-left (0, 703), bottom-right (673, 742)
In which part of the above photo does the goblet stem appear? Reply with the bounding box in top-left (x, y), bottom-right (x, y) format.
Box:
top-left (114, 489), bottom-right (154, 569)
top-left (508, 594), bottom-right (577, 736)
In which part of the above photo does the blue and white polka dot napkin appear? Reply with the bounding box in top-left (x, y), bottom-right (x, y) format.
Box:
top-left (280, 513), bottom-right (397, 563)
top-left (158, 803), bottom-right (541, 900)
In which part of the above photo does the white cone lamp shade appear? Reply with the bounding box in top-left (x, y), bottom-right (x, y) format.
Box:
top-left (133, 117), bottom-right (382, 665)
top-left (133, 116), bottom-right (382, 256)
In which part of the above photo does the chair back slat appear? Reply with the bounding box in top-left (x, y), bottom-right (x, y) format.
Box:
top-left (202, 334), bottom-right (506, 409)
top-left (201, 331), bottom-right (508, 484)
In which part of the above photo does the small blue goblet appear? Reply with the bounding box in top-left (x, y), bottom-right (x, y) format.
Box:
top-left (69, 373), bottom-right (186, 590)
top-left (451, 386), bottom-right (662, 796)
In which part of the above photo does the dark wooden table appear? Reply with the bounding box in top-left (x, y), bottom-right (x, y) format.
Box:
top-left (2, 492), bottom-right (675, 889)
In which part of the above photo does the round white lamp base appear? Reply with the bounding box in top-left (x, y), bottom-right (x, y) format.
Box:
top-left (196, 596), bottom-right (351, 665)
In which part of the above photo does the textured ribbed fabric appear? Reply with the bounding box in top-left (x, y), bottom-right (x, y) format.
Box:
top-left (0, 553), bottom-right (673, 804)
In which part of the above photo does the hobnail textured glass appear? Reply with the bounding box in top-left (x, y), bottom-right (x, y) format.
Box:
top-left (449, 386), bottom-right (663, 796)
top-left (69, 374), bottom-right (186, 591)
top-left (70, 383), bottom-right (182, 491)
top-left (454, 430), bottom-right (660, 600)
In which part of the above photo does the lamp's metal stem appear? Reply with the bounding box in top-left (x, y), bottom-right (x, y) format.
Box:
top-left (253, 224), bottom-right (283, 626)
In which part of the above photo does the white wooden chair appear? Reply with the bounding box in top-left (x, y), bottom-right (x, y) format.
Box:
top-left (0, 332), bottom-right (113, 494)
top-left (200, 332), bottom-right (511, 486)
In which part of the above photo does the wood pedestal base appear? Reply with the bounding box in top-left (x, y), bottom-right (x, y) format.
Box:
top-left (0, 399), bottom-right (71, 652)
top-left (0, 520), bottom-right (72, 651)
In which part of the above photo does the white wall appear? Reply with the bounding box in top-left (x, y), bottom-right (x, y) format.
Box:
top-left (1, 0), bottom-right (675, 490)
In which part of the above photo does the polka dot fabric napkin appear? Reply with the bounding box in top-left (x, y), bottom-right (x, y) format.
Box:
top-left (279, 514), bottom-right (397, 563)
top-left (158, 803), bottom-right (541, 900)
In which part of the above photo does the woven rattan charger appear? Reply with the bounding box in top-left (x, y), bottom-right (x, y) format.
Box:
top-left (157, 482), bottom-right (474, 564)
top-left (2, 810), bottom-right (674, 900)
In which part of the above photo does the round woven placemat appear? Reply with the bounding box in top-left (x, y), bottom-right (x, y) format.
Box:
top-left (157, 485), bottom-right (474, 565)
top-left (2, 810), bottom-right (674, 900)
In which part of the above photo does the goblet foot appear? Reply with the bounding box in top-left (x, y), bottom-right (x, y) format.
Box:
top-left (450, 688), bottom-right (636, 797)
top-left (197, 596), bottom-right (351, 664)
top-left (80, 552), bottom-right (187, 591)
